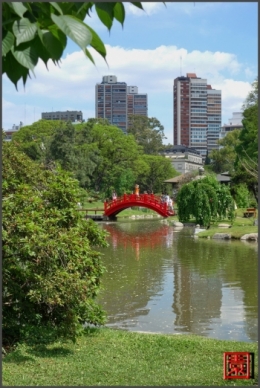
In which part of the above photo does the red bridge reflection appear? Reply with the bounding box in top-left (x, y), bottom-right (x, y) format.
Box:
top-left (103, 223), bottom-right (174, 260)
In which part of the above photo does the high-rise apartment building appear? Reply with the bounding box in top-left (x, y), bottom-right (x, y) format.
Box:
top-left (173, 73), bottom-right (221, 159)
top-left (95, 76), bottom-right (147, 133)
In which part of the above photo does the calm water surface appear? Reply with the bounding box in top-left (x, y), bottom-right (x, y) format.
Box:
top-left (97, 218), bottom-right (258, 342)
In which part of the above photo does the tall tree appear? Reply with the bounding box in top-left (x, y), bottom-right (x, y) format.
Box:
top-left (233, 78), bottom-right (258, 203)
top-left (235, 104), bottom-right (258, 178)
top-left (2, 2), bottom-right (145, 88)
top-left (11, 119), bottom-right (67, 161)
top-left (136, 154), bottom-right (178, 194)
top-left (87, 122), bottom-right (144, 196)
top-left (242, 77), bottom-right (258, 110)
top-left (127, 115), bottom-right (166, 154)
top-left (209, 129), bottom-right (241, 173)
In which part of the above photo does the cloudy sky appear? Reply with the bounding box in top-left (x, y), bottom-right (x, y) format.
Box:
top-left (3, 2), bottom-right (257, 143)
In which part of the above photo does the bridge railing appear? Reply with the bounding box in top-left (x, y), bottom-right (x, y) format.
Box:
top-left (104, 193), bottom-right (168, 213)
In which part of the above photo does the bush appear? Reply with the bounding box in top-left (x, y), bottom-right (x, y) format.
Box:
top-left (233, 183), bottom-right (250, 208)
top-left (176, 176), bottom-right (235, 226)
top-left (3, 142), bottom-right (108, 344)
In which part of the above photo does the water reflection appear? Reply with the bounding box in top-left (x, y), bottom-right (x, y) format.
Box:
top-left (97, 219), bottom-right (258, 342)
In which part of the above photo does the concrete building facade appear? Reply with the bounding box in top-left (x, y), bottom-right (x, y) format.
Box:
top-left (41, 110), bottom-right (83, 122)
top-left (161, 145), bottom-right (203, 174)
top-left (173, 73), bottom-right (222, 160)
top-left (95, 75), bottom-right (147, 133)
top-left (219, 111), bottom-right (243, 143)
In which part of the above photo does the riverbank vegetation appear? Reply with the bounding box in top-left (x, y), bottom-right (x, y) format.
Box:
top-left (196, 225), bottom-right (258, 239)
top-left (3, 328), bottom-right (258, 386)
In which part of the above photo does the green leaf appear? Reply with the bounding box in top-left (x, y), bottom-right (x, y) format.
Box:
top-left (113, 3), bottom-right (125, 26)
top-left (41, 29), bottom-right (64, 60)
top-left (84, 48), bottom-right (95, 64)
top-left (48, 25), bottom-right (67, 50)
top-left (3, 51), bottom-right (30, 89)
top-left (85, 25), bottom-right (106, 59)
top-left (31, 36), bottom-right (50, 68)
top-left (2, 31), bottom-right (15, 56)
top-left (11, 45), bottom-right (38, 71)
top-left (131, 2), bottom-right (144, 10)
top-left (9, 2), bottom-right (28, 18)
top-left (95, 3), bottom-right (115, 30)
top-left (75, 2), bottom-right (94, 19)
top-left (49, 2), bottom-right (63, 15)
top-left (51, 14), bottom-right (92, 51)
top-left (12, 18), bottom-right (37, 46)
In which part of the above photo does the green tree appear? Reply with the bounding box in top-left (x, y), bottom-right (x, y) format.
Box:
top-left (233, 78), bottom-right (258, 203)
top-left (127, 115), bottom-right (166, 154)
top-left (233, 183), bottom-right (250, 208)
top-left (235, 104), bottom-right (258, 179)
top-left (86, 121), bottom-right (144, 197)
top-left (2, 2), bottom-right (145, 88)
top-left (209, 129), bottom-right (241, 174)
top-left (11, 119), bottom-right (67, 161)
top-left (136, 154), bottom-right (178, 194)
top-left (3, 141), bottom-right (108, 343)
top-left (242, 76), bottom-right (258, 110)
top-left (46, 121), bottom-right (101, 188)
top-left (177, 175), bottom-right (235, 226)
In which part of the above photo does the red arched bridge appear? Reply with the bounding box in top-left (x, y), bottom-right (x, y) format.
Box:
top-left (104, 193), bottom-right (175, 218)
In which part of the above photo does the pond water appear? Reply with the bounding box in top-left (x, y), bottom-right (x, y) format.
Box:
top-left (96, 218), bottom-right (258, 342)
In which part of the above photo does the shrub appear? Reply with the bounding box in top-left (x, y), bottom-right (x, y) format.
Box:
top-left (176, 176), bottom-right (235, 226)
top-left (233, 183), bottom-right (250, 208)
top-left (3, 142), bottom-right (108, 344)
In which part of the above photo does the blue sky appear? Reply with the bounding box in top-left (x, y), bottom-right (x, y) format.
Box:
top-left (2, 2), bottom-right (258, 143)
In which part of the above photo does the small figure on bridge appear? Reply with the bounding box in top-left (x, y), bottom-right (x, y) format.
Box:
top-left (165, 194), bottom-right (170, 205)
top-left (134, 184), bottom-right (139, 196)
top-left (168, 197), bottom-right (173, 211)
top-left (160, 193), bottom-right (166, 203)
top-left (112, 191), bottom-right (117, 201)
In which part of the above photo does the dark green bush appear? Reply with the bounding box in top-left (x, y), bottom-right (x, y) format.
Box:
top-left (3, 142), bottom-right (108, 344)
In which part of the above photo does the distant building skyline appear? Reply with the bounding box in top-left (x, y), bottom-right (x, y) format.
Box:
top-left (4, 122), bottom-right (23, 141)
top-left (41, 110), bottom-right (83, 122)
top-left (95, 75), bottom-right (147, 133)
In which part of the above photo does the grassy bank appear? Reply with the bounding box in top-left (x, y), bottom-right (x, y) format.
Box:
top-left (3, 328), bottom-right (258, 386)
top-left (197, 225), bottom-right (258, 239)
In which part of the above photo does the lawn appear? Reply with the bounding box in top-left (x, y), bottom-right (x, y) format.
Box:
top-left (3, 328), bottom-right (258, 386)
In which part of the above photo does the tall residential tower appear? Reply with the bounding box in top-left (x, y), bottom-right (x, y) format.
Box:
top-left (95, 75), bottom-right (147, 133)
top-left (173, 73), bottom-right (221, 159)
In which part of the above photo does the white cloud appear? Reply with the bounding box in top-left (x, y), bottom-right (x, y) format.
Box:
top-left (3, 44), bottom-right (254, 141)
